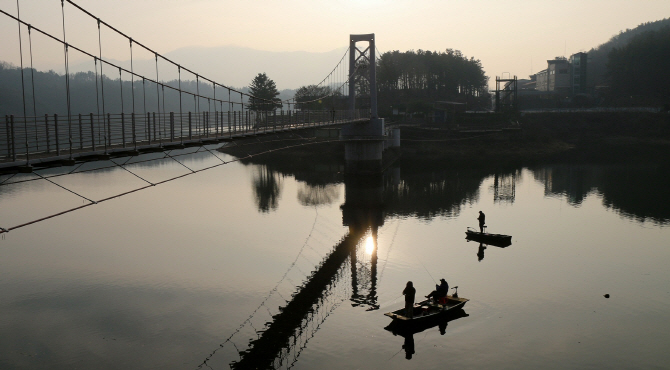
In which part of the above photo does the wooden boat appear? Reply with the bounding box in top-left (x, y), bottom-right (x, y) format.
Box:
top-left (465, 227), bottom-right (512, 247)
top-left (384, 306), bottom-right (469, 336)
top-left (384, 295), bottom-right (469, 324)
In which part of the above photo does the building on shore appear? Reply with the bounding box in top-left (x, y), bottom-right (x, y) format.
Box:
top-left (531, 53), bottom-right (587, 94)
top-left (570, 52), bottom-right (588, 95)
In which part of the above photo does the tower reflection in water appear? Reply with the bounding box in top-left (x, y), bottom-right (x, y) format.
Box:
top-left (342, 171), bottom-right (384, 311)
top-left (214, 135), bottom-right (484, 368)
top-left (220, 166), bottom-right (388, 369)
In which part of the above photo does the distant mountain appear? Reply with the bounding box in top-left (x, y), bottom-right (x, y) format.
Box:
top-left (61, 45), bottom-right (348, 91)
top-left (587, 18), bottom-right (670, 88)
top-left (165, 46), bottom-right (348, 89)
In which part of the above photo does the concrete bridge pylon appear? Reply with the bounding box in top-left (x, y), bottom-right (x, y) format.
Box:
top-left (341, 33), bottom-right (385, 173)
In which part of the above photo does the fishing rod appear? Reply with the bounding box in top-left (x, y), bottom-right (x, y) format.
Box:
top-left (415, 255), bottom-right (437, 284)
top-left (367, 294), bottom-right (403, 311)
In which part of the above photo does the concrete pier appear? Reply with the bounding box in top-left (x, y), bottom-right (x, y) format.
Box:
top-left (341, 117), bottom-right (385, 173)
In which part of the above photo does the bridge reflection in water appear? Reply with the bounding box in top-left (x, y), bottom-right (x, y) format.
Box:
top-left (195, 164), bottom-right (386, 369)
top-left (206, 159), bottom-right (669, 369)
top-left (205, 135), bottom-right (489, 369)
top-left (231, 172), bottom-right (384, 369)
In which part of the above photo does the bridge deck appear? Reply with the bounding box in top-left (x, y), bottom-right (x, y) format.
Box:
top-left (1, 112), bottom-right (369, 171)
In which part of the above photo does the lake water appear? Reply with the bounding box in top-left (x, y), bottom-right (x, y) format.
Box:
top-left (1, 144), bottom-right (669, 369)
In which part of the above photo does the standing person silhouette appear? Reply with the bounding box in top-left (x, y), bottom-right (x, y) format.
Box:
top-left (402, 334), bottom-right (415, 359)
top-left (478, 211), bottom-right (486, 233)
top-left (402, 281), bottom-right (416, 319)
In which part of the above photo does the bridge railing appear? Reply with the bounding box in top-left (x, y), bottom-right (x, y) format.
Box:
top-left (1, 109), bottom-right (369, 164)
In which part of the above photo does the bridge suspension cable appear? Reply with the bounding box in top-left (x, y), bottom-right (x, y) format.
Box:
top-left (1, 1), bottom-right (286, 121)
top-left (2, 1), bottom-right (372, 167)
top-left (283, 47), bottom-right (357, 108)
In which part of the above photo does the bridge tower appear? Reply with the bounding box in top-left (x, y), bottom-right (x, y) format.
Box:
top-left (341, 33), bottom-right (385, 173)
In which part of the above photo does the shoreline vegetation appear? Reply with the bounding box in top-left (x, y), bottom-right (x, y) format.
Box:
top-left (220, 111), bottom-right (670, 170)
top-left (399, 111), bottom-right (670, 167)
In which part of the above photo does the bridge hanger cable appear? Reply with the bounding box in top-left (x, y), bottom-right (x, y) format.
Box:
top-left (0, 134), bottom-right (321, 188)
top-left (304, 48), bottom-right (350, 90)
top-left (199, 145), bottom-right (227, 164)
top-left (97, 18), bottom-right (107, 149)
top-left (3, 3), bottom-right (355, 117)
top-left (284, 294), bottom-right (346, 369)
top-left (32, 171), bottom-right (96, 204)
top-left (64, 0), bottom-right (279, 105)
top-left (0, 173), bottom-right (17, 185)
top-left (61, 0), bottom-right (74, 161)
top-left (164, 150), bottom-right (196, 173)
top-left (0, 10), bottom-right (245, 109)
top-left (288, 63), bottom-right (362, 106)
top-left (109, 158), bottom-right (154, 186)
top-left (67, 161), bottom-right (85, 174)
top-left (0, 149), bottom-right (197, 187)
top-left (197, 206), bottom-right (326, 368)
top-left (27, 22), bottom-right (39, 149)
top-left (0, 137), bottom-right (343, 235)
top-left (282, 48), bottom-right (352, 107)
top-left (16, 0), bottom-right (29, 163)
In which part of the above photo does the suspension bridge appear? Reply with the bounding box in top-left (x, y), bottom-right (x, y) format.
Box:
top-left (198, 181), bottom-right (391, 369)
top-left (0, 1), bottom-right (390, 172)
top-left (0, 3), bottom-right (411, 366)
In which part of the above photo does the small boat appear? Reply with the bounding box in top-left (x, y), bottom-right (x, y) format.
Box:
top-left (465, 227), bottom-right (512, 247)
top-left (384, 306), bottom-right (469, 336)
top-left (384, 295), bottom-right (469, 324)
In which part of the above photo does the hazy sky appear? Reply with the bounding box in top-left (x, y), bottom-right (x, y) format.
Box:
top-left (1, 0), bottom-right (669, 89)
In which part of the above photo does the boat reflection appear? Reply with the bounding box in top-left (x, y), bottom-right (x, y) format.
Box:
top-left (384, 309), bottom-right (469, 360)
top-left (466, 233), bottom-right (512, 247)
top-left (477, 242), bottom-right (486, 262)
top-left (466, 236), bottom-right (510, 262)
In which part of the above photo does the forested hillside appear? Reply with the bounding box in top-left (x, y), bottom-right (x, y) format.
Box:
top-left (606, 23), bottom-right (670, 105)
top-left (587, 18), bottom-right (670, 89)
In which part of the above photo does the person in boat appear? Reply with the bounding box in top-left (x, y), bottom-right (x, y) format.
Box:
top-left (402, 334), bottom-right (415, 360)
top-left (425, 278), bottom-right (449, 301)
top-left (477, 211), bottom-right (486, 233)
top-left (402, 281), bottom-right (416, 318)
top-left (477, 242), bottom-right (486, 262)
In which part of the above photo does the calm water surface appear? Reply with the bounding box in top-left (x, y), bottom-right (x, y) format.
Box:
top-left (1, 146), bottom-right (669, 369)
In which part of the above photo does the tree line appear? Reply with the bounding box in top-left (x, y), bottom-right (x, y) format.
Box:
top-left (376, 49), bottom-right (489, 114)
top-left (2, 46), bottom-right (490, 117)
top-left (291, 49), bottom-right (490, 115)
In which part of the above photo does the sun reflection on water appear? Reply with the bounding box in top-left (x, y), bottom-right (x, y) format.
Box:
top-left (365, 235), bottom-right (375, 255)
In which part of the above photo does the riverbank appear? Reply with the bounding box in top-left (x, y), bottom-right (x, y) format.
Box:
top-left (398, 111), bottom-right (670, 167)
top-left (218, 111), bottom-right (670, 171)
